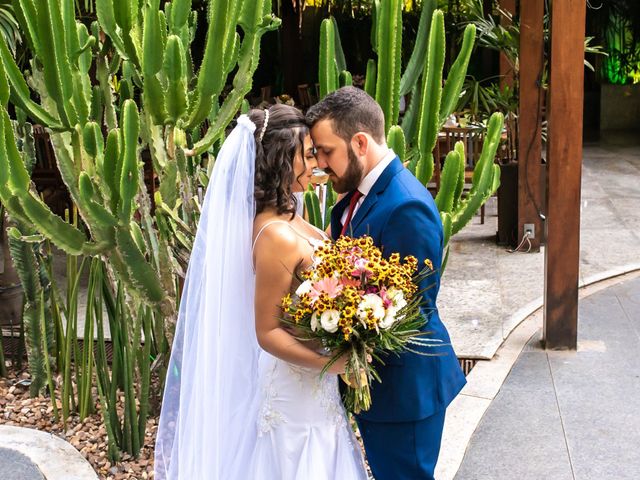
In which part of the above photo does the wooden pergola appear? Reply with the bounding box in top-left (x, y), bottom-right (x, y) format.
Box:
top-left (503, 0), bottom-right (587, 350)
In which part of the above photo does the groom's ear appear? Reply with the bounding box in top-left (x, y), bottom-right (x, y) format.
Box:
top-left (351, 132), bottom-right (370, 156)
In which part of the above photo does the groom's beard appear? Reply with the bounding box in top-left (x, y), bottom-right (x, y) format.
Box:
top-left (329, 147), bottom-right (363, 194)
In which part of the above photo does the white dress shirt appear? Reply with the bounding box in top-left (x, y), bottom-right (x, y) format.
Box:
top-left (341, 149), bottom-right (396, 225)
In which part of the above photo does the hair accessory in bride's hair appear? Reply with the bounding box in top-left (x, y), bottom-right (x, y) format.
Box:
top-left (259, 108), bottom-right (270, 142)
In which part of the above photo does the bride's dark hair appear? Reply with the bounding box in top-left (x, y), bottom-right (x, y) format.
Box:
top-left (248, 104), bottom-right (309, 217)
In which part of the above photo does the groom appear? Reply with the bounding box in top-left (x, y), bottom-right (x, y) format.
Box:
top-left (307, 87), bottom-right (466, 479)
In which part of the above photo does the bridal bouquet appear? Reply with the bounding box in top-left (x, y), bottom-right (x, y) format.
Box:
top-left (281, 235), bottom-right (437, 414)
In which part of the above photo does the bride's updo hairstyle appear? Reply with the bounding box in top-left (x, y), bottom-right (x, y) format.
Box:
top-left (249, 104), bottom-right (309, 217)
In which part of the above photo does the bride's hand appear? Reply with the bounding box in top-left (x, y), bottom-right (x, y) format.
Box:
top-left (326, 352), bottom-right (350, 375)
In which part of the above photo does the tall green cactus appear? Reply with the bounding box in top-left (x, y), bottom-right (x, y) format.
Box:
top-left (0, 0), bottom-right (280, 459)
top-left (316, 5), bottom-right (500, 256)
top-left (0, 0), bottom-right (279, 324)
top-left (319, 18), bottom-right (339, 99)
top-left (374, 0), bottom-right (402, 133)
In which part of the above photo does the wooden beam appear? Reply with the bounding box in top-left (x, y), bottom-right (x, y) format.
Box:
top-left (543, 0), bottom-right (586, 350)
top-left (499, 0), bottom-right (516, 90)
top-left (517, 0), bottom-right (544, 251)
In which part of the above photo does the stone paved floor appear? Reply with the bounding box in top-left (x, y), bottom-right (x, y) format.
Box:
top-left (454, 275), bottom-right (640, 480)
top-left (441, 134), bottom-right (640, 358)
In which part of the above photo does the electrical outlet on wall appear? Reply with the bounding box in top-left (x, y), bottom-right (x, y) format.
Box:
top-left (524, 223), bottom-right (535, 239)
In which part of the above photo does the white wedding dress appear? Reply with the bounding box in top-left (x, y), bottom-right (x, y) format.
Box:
top-left (250, 352), bottom-right (368, 478)
top-left (155, 116), bottom-right (367, 479)
top-left (249, 221), bottom-right (368, 479)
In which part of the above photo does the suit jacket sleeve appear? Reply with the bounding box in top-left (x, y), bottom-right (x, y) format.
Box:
top-left (379, 200), bottom-right (444, 310)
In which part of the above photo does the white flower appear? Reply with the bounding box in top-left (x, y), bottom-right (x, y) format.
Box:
top-left (387, 287), bottom-right (406, 307)
top-left (320, 310), bottom-right (340, 333)
top-left (379, 312), bottom-right (397, 330)
top-left (356, 294), bottom-right (386, 321)
top-left (311, 312), bottom-right (320, 332)
top-left (295, 280), bottom-right (313, 296)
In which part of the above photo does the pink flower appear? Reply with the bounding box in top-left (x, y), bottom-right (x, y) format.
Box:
top-left (309, 277), bottom-right (344, 300)
top-left (340, 276), bottom-right (360, 288)
top-left (351, 258), bottom-right (372, 278)
top-left (379, 288), bottom-right (394, 309)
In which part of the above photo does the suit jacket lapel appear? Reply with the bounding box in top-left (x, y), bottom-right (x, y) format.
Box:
top-left (350, 157), bottom-right (404, 232)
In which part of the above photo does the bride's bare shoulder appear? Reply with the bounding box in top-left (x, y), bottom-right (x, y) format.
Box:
top-left (253, 214), bottom-right (298, 252)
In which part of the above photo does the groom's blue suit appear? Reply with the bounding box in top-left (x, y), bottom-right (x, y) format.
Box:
top-left (331, 156), bottom-right (466, 479)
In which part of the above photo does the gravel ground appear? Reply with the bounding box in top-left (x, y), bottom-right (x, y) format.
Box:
top-left (0, 369), bottom-right (157, 480)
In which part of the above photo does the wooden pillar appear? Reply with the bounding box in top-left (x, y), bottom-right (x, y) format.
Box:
top-left (499, 0), bottom-right (516, 90)
top-left (517, 0), bottom-right (544, 251)
top-left (543, 0), bottom-right (586, 350)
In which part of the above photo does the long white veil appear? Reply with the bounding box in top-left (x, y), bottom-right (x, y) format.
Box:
top-left (155, 115), bottom-right (260, 479)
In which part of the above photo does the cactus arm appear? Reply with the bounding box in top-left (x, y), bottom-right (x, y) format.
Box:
top-left (170, 0), bottom-right (192, 33)
top-left (440, 24), bottom-right (476, 126)
top-left (491, 163), bottom-right (501, 193)
top-left (113, 0), bottom-right (141, 66)
top-left (0, 38), bottom-right (63, 128)
top-left (319, 19), bottom-right (338, 99)
top-left (416, 10), bottom-right (445, 183)
top-left (13, 0), bottom-right (40, 56)
top-left (186, 0), bottom-right (232, 128)
top-left (399, 0), bottom-right (436, 96)
top-left (79, 172), bottom-right (119, 228)
top-left (96, 55), bottom-right (118, 130)
top-left (143, 2), bottom-right (164, 77)
top-left (0, 56), bottom-right (8, 106)
top-left (451, 113), bottom-right (504, 235)
top-left (323, 181), bottom-right (337, 230)
top-left (190, 9), bottom-right (280, 156)
top-left (401, 83), bottom-right (420, 144)
top-left (371, 0), bottom-right (380, 54)
top-left (453, 141), bottom-right (466, 210)
top-left (471, 113), bottom-right (503, 188)
top-left (36, 0), bottom-right (78, 127)
top-left (61, 0), bottom-right (80, 63)
top-left (435, 150), bottom-right (461, 213)
top-left (224, 32), bottom-right (241, 74)
top-left (7, 227), bottom-right (47, 395)
top-left (375, 0), bottom-right (402, 133)
top-left (100, 128), bottom-right (121, 209)
top-left (364, 58), bottom-right (376, 98)
top-left (441, 211), bottom-right (453, 247)
top-left (96, 0), bottom-right (129, 61)
top-left (115, 227), bottom-right (165, 304)
top-left (82, 121), bottom-right (104, 162)
top-left (118, 100), bottom-right (140, 223)
top-left (164, 35), bottom-right (188, 124)
top-left (339, 70), bottom-right (353, 87)
top-left (303, 188), bottom-right (322, 229)
top-left (387, 125), bottom-right (406, 163)
top-left (415, 152), bottom-right (433, 187)
top-left (331, 16), bottom-right (347, 73)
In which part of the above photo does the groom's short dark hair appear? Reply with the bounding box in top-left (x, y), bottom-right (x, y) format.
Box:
top-left (306, 86), bottom-right (385, 145)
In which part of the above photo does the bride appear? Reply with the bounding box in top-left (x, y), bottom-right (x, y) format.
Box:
top-left (154, 104), bottom-right (368, 479)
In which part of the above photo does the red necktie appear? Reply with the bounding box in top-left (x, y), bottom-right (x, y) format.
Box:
top-left (340, 190), bottom-right (363, 237)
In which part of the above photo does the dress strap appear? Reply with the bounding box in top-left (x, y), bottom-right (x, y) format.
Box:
top-left (252, 220), bottom-right (290, 254)
top-left (252, 219), bottom-right (326, 258)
